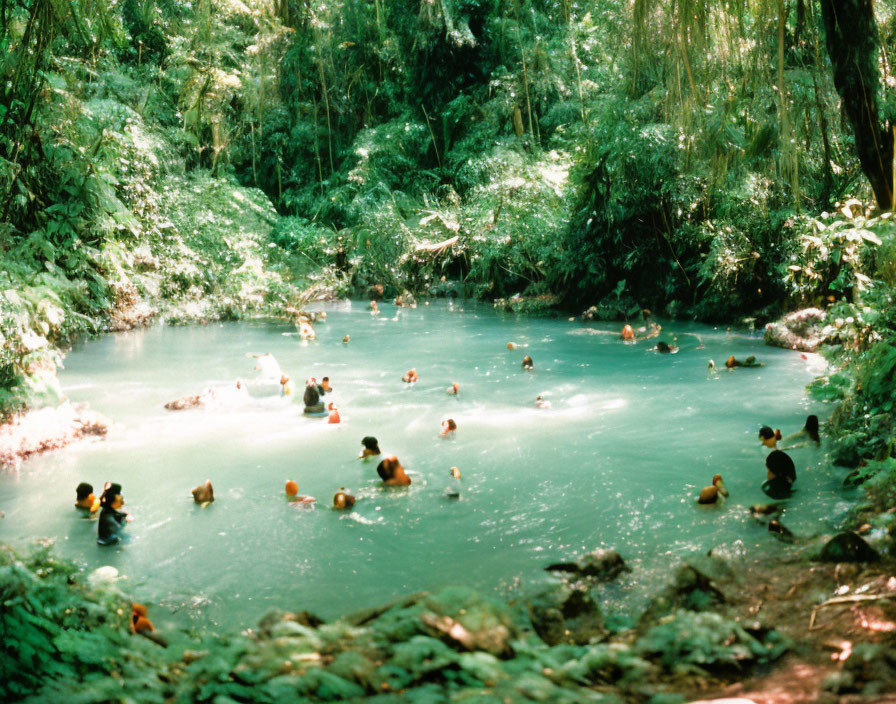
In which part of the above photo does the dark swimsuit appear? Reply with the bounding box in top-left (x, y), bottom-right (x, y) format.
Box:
top-left (762, 477), bottom-right (793, 500)
top-left (97, 507), bottom-right (127, 545)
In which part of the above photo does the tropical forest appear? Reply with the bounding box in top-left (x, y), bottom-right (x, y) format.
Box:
top-left (2, 0), bottom-right (896, 702)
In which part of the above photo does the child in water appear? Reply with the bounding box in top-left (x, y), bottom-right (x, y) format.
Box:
top-left (75, 482), bottom-right (100, 514)
top-left (359, 436), bottom-right (381, 460)
top-left (402, 368), bottom-right (419, 383)
top-left (377, 456), bottom-right (411, 486)
top-left (440, 419), bottom-right (457, 437)
top-left (97, 482), bottom-right (133, 546)
top-left (285, 480), bottom-right (315, 505)
top-left (191, 480), bottom-right (214, 505)
top-left (333, 488), bottom-right (355, 510)
top-left (522, 355), bottom-right (534, 370)
top-left (697, 474), bottom-right (728, 504)
top-left (447, 382), bottom-right (460, 395)
top-left (759, 426), bottom-right (782, 449)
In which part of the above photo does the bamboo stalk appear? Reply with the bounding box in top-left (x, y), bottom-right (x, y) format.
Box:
top-left (421, 105), bottom-right (442, 168)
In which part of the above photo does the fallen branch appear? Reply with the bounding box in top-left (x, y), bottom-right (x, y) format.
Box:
top-left (809, 593), bottom-right (896, 630)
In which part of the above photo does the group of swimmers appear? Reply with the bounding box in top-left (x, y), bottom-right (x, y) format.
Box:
top-left (75, 481), bottom-right (134, 546)
top-left (695, 414), bottom-right (822, 537)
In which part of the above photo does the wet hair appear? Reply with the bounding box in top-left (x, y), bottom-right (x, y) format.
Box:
top-left (322, 377), bottom-right (330, 383)
top-left (303, 384), bottom-right (320, 407)
top-left (377, 457), bottom-right (397, 481)
top-left (76, 482), bottom-right (93, 501)
top-left (444, 419), bottom-right (457, 431)
top-left (766, 450), bottom-right (796, 483)
top-left (656, 341), bottom-right (671, 353)
top-left (522, 355), bottom-right (533, 369)
top-left (361, 436), bottom-right (380, 451)
top-left (804, 415), bottom-right (820, 444)
top-left (758, 426), bottom-right (781, 441)
top-left (100, 482), bottom-right (122, 508)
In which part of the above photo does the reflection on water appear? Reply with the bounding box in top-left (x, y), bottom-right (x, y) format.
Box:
top-left (0, 301), bottom-right (846, 629)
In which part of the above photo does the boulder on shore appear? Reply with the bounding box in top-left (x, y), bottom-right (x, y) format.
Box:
top-left (545, 548), bottom-right (630, 582)
top-left (817, 532), bottom-right (881, 563)
top-left (764, 308), bottom-right (826, 352)
top-left (0, 402), bottom-right (109, 467)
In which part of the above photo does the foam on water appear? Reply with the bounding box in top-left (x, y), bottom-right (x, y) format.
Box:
top-left (0, 301), bottom-right (851, 629)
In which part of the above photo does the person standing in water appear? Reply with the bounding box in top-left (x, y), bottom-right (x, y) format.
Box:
top-left (522, 355), bottom-right (534, 370)
top-left (377, 456), bottom-right (411, 486)
top-left (762, 450), bottom-right (796, 499)
top-left (359, 436), bottom-right (381, 459)
top-left (781, 415), bottom-right (821, 448)
top-left (759, 426), bottom-right (782, 449)
top-left (75, 482), bottom-right (100, 514)
top-left (97, 482), bottom-right (132, 546)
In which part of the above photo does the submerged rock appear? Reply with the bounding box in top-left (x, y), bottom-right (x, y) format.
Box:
top-left (817, 532), bottom-right (881, 563)
top-left (545, 548), bottom-right (630, 582)
top-left (527, 585), bottom-right (607, 646)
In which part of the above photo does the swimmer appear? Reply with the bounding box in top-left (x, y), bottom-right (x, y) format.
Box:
top-left (654, 341), bottom-right (678, 354)
top-left (621, 324), bottom-right (634, 342)
top-left (707, 359), bottom-right (715, 371)
top-left (750, 503), bottom-right (782, 519)
top-left (781, 414), bottom-right (821, 448)
top-left (333, 488), bottom-right (355, 510)
top-left (97, 482), bottom-right (133, 546)
top-left (377, 455), bottom-right (411, 486)
top-left (359, 436), bottom-right (381, 460)
top-left (191, 480), bottom-right (214, 505)
top-left (762, 450), bottom-right (796, 499)
top-left (285, 480), bottom-right (315, 504)
top-left (759, 426), bottom-right (782, 449)
top-left (343, 334), bottom-right (350, 344)
top-left (697, 474), bottom-right (728, 504)
top-left (726, 354), bottom-right (763, 369)
top-left (522, 355), bottom-right (534, 370)
top-left (507, 342), bottom-right (517, 350)
top-left (164, 389), bottom-right (213, 410)
top-left (535, 395), bottom-right (552, 409)
top-left (447, 382), bottom-right (459, 396)
top-left (280, 375), bottom-right (295, 396)
top-left (402, 368), bottom-right (419, 383)
top-left (725, 355), bottom-right (742, 369)
top-left (450, 466), bottom-right (462, 479)
top-left (369, 300), bottom-right (379, 315)
top-left (768, 519), bottom-right (795, 540)
top-left (321, 377), bottom-right (333, 393)
top-left (75, 482), bottom-right (100, 514)
top-left (303, 378), bottom-right (325, 414)
top-left (298, 319), bottom-right (316, 340)
top-left (440, 418), bottom-right (457, 437)
top-left (328, 402), bottom-right (341, 424)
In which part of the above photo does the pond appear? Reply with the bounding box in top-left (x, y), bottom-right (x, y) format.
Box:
top-left (0, 301), bottom-right (850, 631)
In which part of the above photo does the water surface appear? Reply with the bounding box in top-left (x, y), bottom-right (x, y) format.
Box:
top-left (0, 302), bottom-right (847, 629)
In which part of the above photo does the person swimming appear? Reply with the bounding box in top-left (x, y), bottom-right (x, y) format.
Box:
top-left (343, 334), bottom-right (350, 344)
top-left (440, 418), bottom-right (457, 437)
top-left (333, 488), bottom-right (356, 510)
top-left (328, 402), bottom-right (341, 424)
top-left (280, 375), bottom-right (295, 396)
top-left (369, 300), bottom-right (379, 315)
top-left (285, 480), bottom-right (315, 504)
top-left (303, 378), bottom-right (325, 414)
top-left (535, 395), bottom-right (552, 409)
top-left (762, 450), bottom-right (796, 499)
top-left (759, 426), bottom-right (782, 449)
top-left (191, 480), bottom-right (214, 505)
top-left (359, 436), bottom-right (381, 460)
top-left (781, 414), bottom-right (821, 448)
top-left (377, 455), bottom-right (411, 486)
top-left (654, 341), bottom-right (678, 354)
top-left (726, 354), bottom-right (763, 369)
top-left (621, 324), bottom-right (634, 342)
top-left (97, 482), bottom-right (132, 546)
top-left (75, 482), bottom-right (100, 514)
top-left (402, 368), bottom-right (419, 383)
top-left (697, 474), bottom-right (729, 504)
top-left (447, 382), bottom-right (460, 395)
top-left (522, 355), bottom-right (534, 370)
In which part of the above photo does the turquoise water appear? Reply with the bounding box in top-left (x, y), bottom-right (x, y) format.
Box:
top-left (0, 301), bottom-right (850, 630)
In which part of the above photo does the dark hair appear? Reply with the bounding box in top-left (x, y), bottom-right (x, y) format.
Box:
top-left (656, 341), bottom-right (670, 353)
top-left (303, 384), bottom-right (320, 407)
top-left (445, 419), bottom-right (457, 430)
top-left (76, 482), bottom-right (93, 501)
top-left (804, 415), bottom-right (820, 444)
top-left (522, 355), bottom-right (533, 368)
top-left (362, 436), bottom-right (379, 451)
top-left (758, 426), bottom-right (781, 441)
top-left (766, 450), bottom-right (796, 483)
top-left (100, 482), bottom-right (122, 508)
top-left (322, 377), bottom-right (329, 382)
top-left (377, 458), bottom-right (396, 481)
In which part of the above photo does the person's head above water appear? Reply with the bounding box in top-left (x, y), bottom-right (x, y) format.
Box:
top-left (440, 419), bottom-right (457, 436)
top-left (285, 480), bottom-right (299, 497)
top-left (766, 449), bottom-right (796, 483)
top-left (191, 480), bottom-right (214, 504)
top-left (362, 436), bottom-right (380, 451)
top-left (377, 455), bottom-right (411, 486)
top-left (804, 414), bottom-right (820, 444)
top-left (76, 482), bottom-right (93, 502)
top-left (333, 488), bottom-right (355, 510)
top-left (100, 482), bottom-right (123, 509)
top-left (522, 355), bottom-right (533, 369)
top-left (621, 324), bottom-right (634, 340)
top-left (759, 426), bottom-right (782, 447)
top-left (656, 341), bottom-right (671, 353)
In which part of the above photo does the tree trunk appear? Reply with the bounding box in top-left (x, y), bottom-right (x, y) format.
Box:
top-left (820, 0), bottom-right (893, 210)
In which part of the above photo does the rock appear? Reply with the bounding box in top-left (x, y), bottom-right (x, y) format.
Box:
top-left (545, 548), bottom-right (630, 582)
top-left (87, 566), bottom-right (120, 585)
top-left (527, 585), bottom-right (607, 646)
top-left (637, 555), bottom-right (731, 630)
top-left (817, 532), bottom-right (881, 563)
top-left (257, 608), bottom-right (324, 637)
top-left (417, 586), bottom-right (519, 658)
top-left (764, 308), bottom-right (826, 352)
